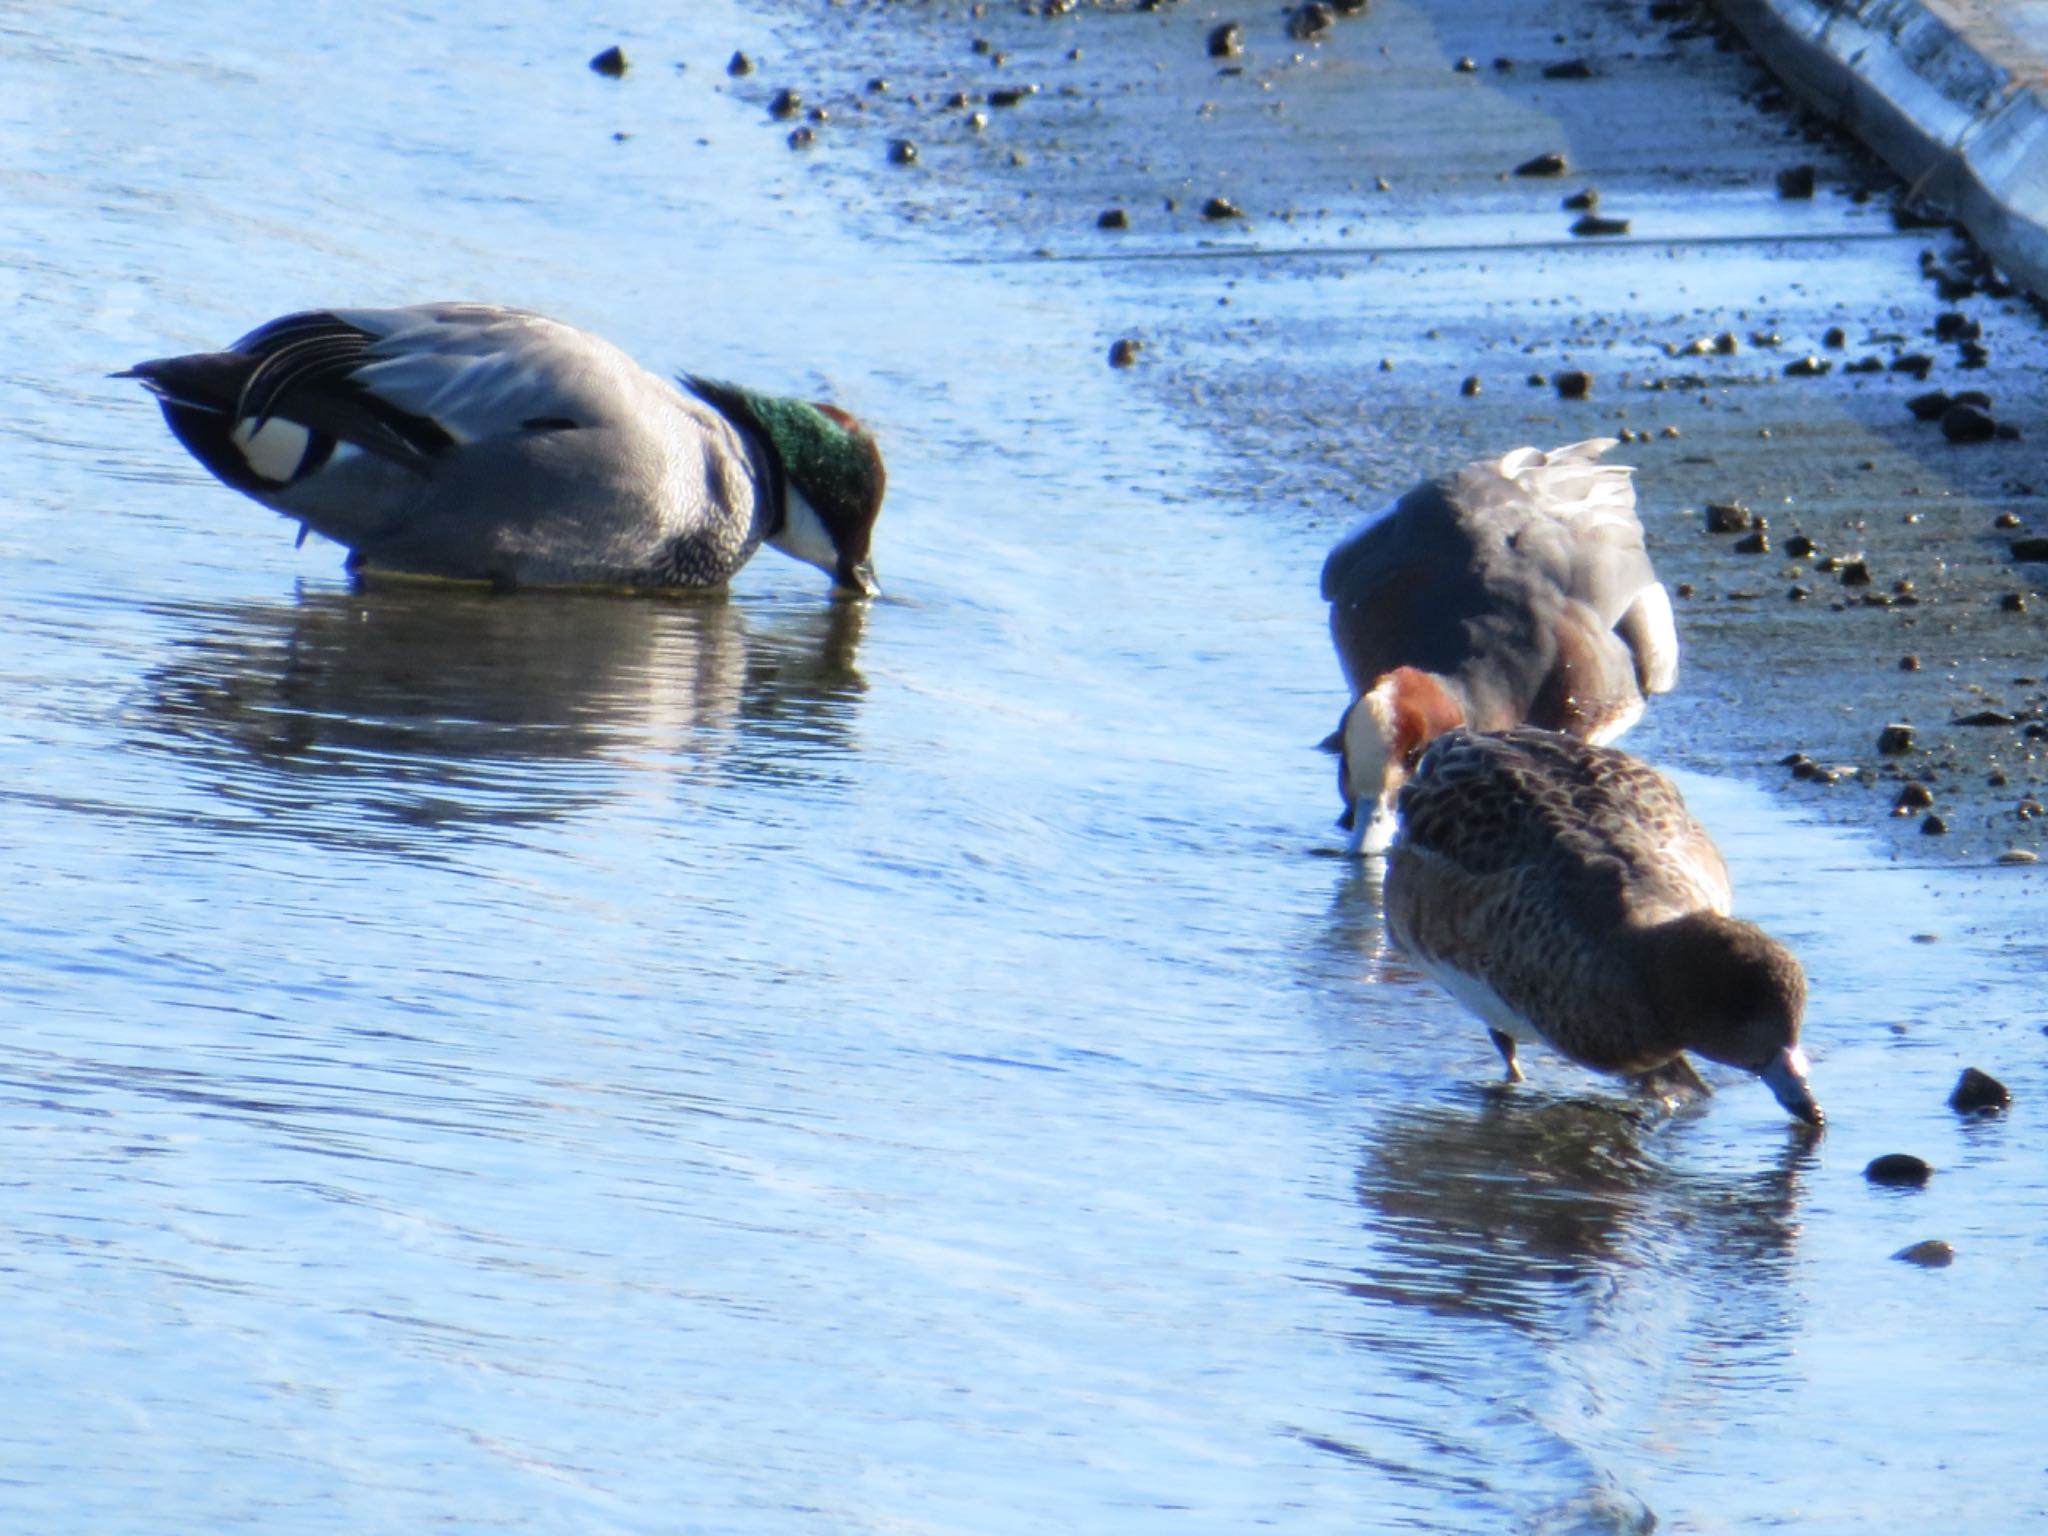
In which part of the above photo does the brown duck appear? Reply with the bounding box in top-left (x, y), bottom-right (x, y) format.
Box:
top-left (1384, 728), bottom-right (1821, 1126)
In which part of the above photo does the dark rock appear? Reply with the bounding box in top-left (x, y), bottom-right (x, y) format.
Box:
top-left (1563, 187), bottom-right (1600, 210)
top-left (1865, 1153), bottom-right (1933, 1187)
top-left (1108, 337), bottom-right (1143, 369)
top-left (1940, 403), bottom-right (1997, 443)
top-left (786, 126), bottom-right (816, 150)
top-left (1526, 373), bottom-right (1548, 388)
top-left (988, 85), bottom-right (1038, 107)
top-left (1705, 501), bottom-right (1752, 533)
top-left (1956, 709), bottom-right (2018, 726)
top-left (1207, 21), bottom-right (1244, 57)
top-left (1543, 59), bottom-right (1594, 79)
top-left (1454, 56), bottom-right (1477, 73)
top-left (1933, 311), bottom-right (1981, 342)
top-left (1960, 340), bottom-right (1990, 368)
top-left (1892, 1240), bottom-right (1955, 1268)
top-left (1892, 782), bottom-right (1934, 815)
top-left (727, 50), bottom-right (755, 77)
top-left (1845, 355), bottom-right (1886, 374)
top-left (1922, 813), bottom-right (1949, 834)
top-left (1097, 207), bottom-right (1130, 230)
top-left (1907, 390), bottom-right (1954, 421)
top-left (589, 45), bottom-right (629, 77)
top-left (1891, 353), bottom-right (1935, 379)
top-left (1877, 723), bottom-right (1917, 755)
top-left (1734, 530), bottom-right (1770, 555)
top-left (1571, 214), bottom-right (1630, 238)
top-left (1785, 534), bottom-right (1815, 558)
top-left (888, 138), bottom-right (919, 165)
top-left (1823, 325), bottom-right (1847, 349)
top-left (1514, 152), bottom-right (1569, 178)
top-left (1839, 559), bottom-right (1871, 586)
top-left (1330, 0), bottom-right (1369, 14)
top-left (1900, 654), bottom-right (1920, 670)
top-left (1777, 164), bottom-right (1816, 199)
top-left (1950, 1067), bottom-right (2011, 1115)
top-left (1460, 375), bottom-right (1482, 397)
top-left (866, 77), bottom-right (890, 93)
top-left (1996, 512), bottom-right (2023, 528)
top-left (1287, 2), bottom-right (1336, 40)
top-left (1554, 370), bottom-right (1592, 400)
top-left (2002, 592), bottom-right (2028, 613)
top-left (1784, 355), bottom-right (1832, 377)
top-left (769, 87), bottom-right (803, 119)
top-left (1954, 389), bottom-right (1993, 408)
top-left (1201, 195), bottom-right (1244, 220)
top-left (1996, 421), bottom-right (2024, 440)
top-left (1713, 331), bottom-right (1740, 354)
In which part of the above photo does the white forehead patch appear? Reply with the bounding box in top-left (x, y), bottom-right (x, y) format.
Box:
top-left (768, 486), bottom-right (840, 575)
top-left (230, 415), bottom-right (312, 484)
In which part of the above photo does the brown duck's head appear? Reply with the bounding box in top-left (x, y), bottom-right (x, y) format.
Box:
top-left (1646, 914), bottom-right (1821, 1127)
top-left (1335, 667), bottom-right (1466, 853)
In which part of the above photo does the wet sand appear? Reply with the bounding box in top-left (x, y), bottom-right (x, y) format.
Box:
top-left (743, 0), bottom-right (2048, 866)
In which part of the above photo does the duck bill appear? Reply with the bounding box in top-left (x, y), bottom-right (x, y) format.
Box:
top-left (1760, 1044), bottom-right (1823, 1128)
top-left (836, 557), bottom-right (879, 598)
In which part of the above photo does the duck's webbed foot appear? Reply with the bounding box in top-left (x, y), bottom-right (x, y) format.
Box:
top-left (1488, 1028), bottom-right (1525, 1083)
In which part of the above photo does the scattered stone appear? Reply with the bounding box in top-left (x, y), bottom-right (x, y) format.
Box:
top-left (1900, 654), bottom-right (1920, 671)
top-left (1784, 355), bottom-right (1832, 377)
top-left (1922, 813), bottom-right (1949, 835)
top-left (1933, 311), bottom-right (1981, 342)
top-left (1777, 164), bottom-right (1816, 199)
top-left (727, 50), bottom-right (755, 77)
top-left (1877, 723), bottom-right (1917, 755)
top-left (1941, 403), bottom-right (1997, 443)
top-left (1207, 20), bottom-right (1244, 57)
top-left (1108, 337), bottom-right (1143, 368)
top-left (589, 45), bottom-right (629, 78)
top-left (989, 85), bottom-right (1038, 108)
top-left (1554, 370), bottom-right (1592, 400)
top-left (1995, 512), bottom-right (2023, 529)
top-left (1454, 56), bottom-right (1477, 73)
top-left (1734, 529), bottom-right (1770, 555)
top-left (2001, 592), bottom-right (2028, 613)
top-left (1201, 195), bottom-right (1244, 220)
top-left (866, 77), bottom-right (889, 93)
top-left (1460, 375), bottom-right (1482, 397)
top-left (1907, 390), bottom-right (1954, 421)
top-left (1527, 373), bottom-right (1548, 388)
top-left (1287, 2), bottom-right (1336, 39)
top-left (2011, 537), bottom-right (2048, 562)
top-left (786, 126), bottom-right (815, 150)
top-left (1571, 213), bottom-right (1630, 237)
top-left (1705, 501), bottom-right (1752, 533)
top-left (1785, 534), bottom-right (1815, 558)
top-left (1844, 355), bottom-right (1886, 374)
top-left (1098, 207), bottom-right (1130, 230)
top-left (1892, 353), bottom-right (1935, 379)
top-left (1543, 59), bottom-right (1594, 79)
top-left (769, 87), bottom-right (803, 119)
top-left (1330, 0), bottom-right (1369, 14)
top-left (1865, 1153), bottom-right (1933, 1187)
top-left (1563, 187), bottom-right (1599, 210)
top-left (1892, 1240), bottom-right (1955, 1268)
top-left (1892, 781), bottom-right (1934, 815)
top-left (889, 138), bottom-right (919, 165)
top-left (1950, 1067), bottom-right (2011, 1115)
top-left (1712, 332), bottom-right (1739, 354)
top-left (1839, 558), bottom-right (1872, 586)
top-left (1514, 152), bottom-right (1569, 178)
top-left (1999, 848), bottom-right (2040, 864)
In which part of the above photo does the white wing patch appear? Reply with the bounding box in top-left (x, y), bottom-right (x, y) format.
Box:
top-left (230, 416), bottom-right (312, 484)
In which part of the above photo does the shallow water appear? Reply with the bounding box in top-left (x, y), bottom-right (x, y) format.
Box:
top-left (3, 2), bottom-right (2046, 1531)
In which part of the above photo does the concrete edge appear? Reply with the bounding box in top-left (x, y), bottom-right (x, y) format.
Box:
top-left (1716, 0), bottom-right (2048, 298)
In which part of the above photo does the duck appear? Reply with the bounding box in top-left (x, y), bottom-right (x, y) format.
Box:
top-left (1383, 727), bottom-right (1821, 1127)
top-left (120, 303), bottom-right (884, 595)
top-left (1322, 439), bottom-right (1677, 852)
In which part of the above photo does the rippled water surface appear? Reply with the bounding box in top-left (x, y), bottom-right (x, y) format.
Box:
top-left (4, 3), bottom-right (2046, 1531)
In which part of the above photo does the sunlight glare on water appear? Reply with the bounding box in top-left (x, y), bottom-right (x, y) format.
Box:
top-left (1, 1), bottom-right (2045, 1532)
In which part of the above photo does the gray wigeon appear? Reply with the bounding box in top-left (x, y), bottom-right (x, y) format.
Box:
top-left (121, 304), bottom-right (884, 595)
top-left (1323, 439), bottom-right (1677, 852)
top-left (1384, 727), bottom-right (1821, 1128)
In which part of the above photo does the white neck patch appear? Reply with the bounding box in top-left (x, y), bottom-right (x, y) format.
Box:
top-left (768, 485), bottom-right (840, 576)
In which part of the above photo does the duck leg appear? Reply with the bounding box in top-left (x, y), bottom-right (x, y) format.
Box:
top-left (1488, 1028), bottom-right (1525, 1083)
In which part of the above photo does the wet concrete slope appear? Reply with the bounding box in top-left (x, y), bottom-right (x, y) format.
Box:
top-left (750, 0), bottom-right (2048, 865)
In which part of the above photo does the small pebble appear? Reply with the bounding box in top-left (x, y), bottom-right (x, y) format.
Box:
top-left (1554, 370), bottom-right (1592, 400)
top-left (1734, 530), bottom-right (1770, 555)
top-left (1784, 355), bottom-right (1832, 377)
top-left (1892, 781), bottom-right (1934, 814)
top-left (786, 126), bottom-right (815, 150)
top-left (1892, 1240), bottom-right (1955, 1268)
top-left (1705, 502), bottom-right (1752, 533)
top-left (1900, 654), bottom-right (1920, 670)
top-left (1098, 207), bottom-right (1130, 230)
top-left (589, 45), bottom-right (629, 78)
top-left (1785, 533), bottom-right (1816, 557)
top-left (2011, 537), bottom-right (2048, 562)
top-left (1571, 213), bottom-right (1630, 238)
top-left (1892, 353), bottom-right (1935, 379)
top-left (769, 87), bottom-right (803, 119)
top-left (1460, 375), bottom-right (1482, 397)
top-left (1108, 337), bottom-right (1143, 369)
top-left (1907, 389), bottom-right (1953, 421)
top-left (1865, 1153), bottom-right (1933, 1187)
top-left (1822, 325), bottom-right (1848, 348)
top-left (1995, 511), bottom-right (2023, 529)
top-left (1941, 403), bottom-right (1998, 443)
top-left (1514, 151), bottom-right (1569, 178)
top-left (889, 138), bottom-right (919, 165)
top-left (1563, 187), bottom-right (1599, 210)
top-left (1998, 848), bottom-right (2040, 864)
top-left (727, 50), bottom-right (754, 77)
top-left (1877, 723), bottom-right (1917, 755)
top-left (1454, 55), bottom-right (1477, 72)
top-left (1207, 21), bottom-right (1244, 58)
top-left (1286, 2), bottom-right (1336, 40)
top-left (1839, 559), bottom-right (1872, 587)
top-left (1777, 164), bottom-right (1817, 199)
top-left (2001, 592), bottom-right (2028, 613)
top-left (1201, 195), bottom-right (1244, 220)
top-left (1949, 1067), bottom-right (2011, 1115)
top-left (1543, 58), bottom-right (1594, 80)
top-left (1922, 813), bottom-right (1949, 835)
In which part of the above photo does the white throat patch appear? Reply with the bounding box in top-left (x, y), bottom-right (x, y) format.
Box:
top-left (769, 485), bottom-right (840, 576)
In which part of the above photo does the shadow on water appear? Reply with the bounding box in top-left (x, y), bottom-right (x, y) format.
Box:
top-left (127, 585), bottom-right (870, 850)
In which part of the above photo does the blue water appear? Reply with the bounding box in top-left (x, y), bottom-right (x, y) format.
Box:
top-left (3, 2), bottom-right (2045, 1531)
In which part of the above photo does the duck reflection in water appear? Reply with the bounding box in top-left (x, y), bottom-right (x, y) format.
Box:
top-left (137, 586), bottom-right (868, 847)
